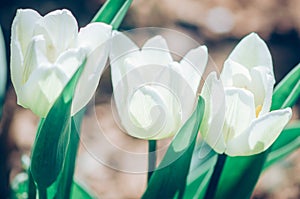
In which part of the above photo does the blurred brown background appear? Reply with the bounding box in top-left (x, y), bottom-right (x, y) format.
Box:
top-left (0, 0), bottom-right (300, 198)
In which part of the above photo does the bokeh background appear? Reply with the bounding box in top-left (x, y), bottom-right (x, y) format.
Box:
top-left (0, 0), bottom-right (300, 198)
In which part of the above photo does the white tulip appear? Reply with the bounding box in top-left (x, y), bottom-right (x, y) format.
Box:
top-left (110, 31), bottom-right (208, 139)
top-left (200, 33), bottom-right (292, 156)
top-left (10, 9), bottom-right (112, 117)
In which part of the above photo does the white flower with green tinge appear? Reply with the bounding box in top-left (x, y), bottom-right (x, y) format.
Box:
top-left (201, 33), bottom-right (292, 156)
top-left (110, 31), bottom-right (208, 139)
top-left (10, 9), bottom-right (112, 117)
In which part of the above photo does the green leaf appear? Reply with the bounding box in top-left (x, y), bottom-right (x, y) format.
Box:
top-left (110, 0), bottom-right (133, 29)
top-left (264, 122), bottom-right (300, 169)
top-left (271, 63), bottom-right (300, 110)
top-left (142, 97), bottom-right (205, 199)
top-left (183, 149), bottom-right (217, 199)
top-left (214, 152), bottom-right (268, 199)
top-left (55, 110), bottom-right (85, 199)
top-left (92, 0), bottom-right (133, 29)
top-left (10, 172), bottom-right (95, 199)
top-left (71, 180), bottom-right (96, 199)
top-left (0, 25), bottom-right (7, 118)
top-left (30, 59), bottom-right (86, 189)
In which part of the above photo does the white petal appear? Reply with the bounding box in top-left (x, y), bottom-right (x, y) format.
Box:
top-left (174, 46), bottom-right (208, 94)
top-left (10, 9), bottom-right (42, 91)
top-left (161, 62), bottom-right (198, 122)
top-left (226, 108), bottom-right (292, 156)
top-left (141, 36), bottom-right (173, 66)
top-left (180, 45), bottom-right (208, 76)
top-left (72, 43), bottom-right (109, 115)
top-left (34, 9), bottom-right (78, 59)
top-left (22, 35), bottom-right (48, 83)
top-left (221, 59), bottom-right (251, 87)
top-left (78, 22), bottom-right (112, 53)
top-left (12, 9), bottom-right (42, 55)
top-left (10, 38), bottom-right (23, 93)
top-left (110, 31), bottom-right (140, 88)
top-left (121, 85), bottom-right (177, 139)
top-left (55, 48), bottom-right (86, 78)
top-left (109, 31), bottom-right (139, 62)
top-left (228, 32), bottom-right (273, 75)
top-left (200, 72), bottom-right (226, 154)
top-left (18, 65), bottom-right (68, 117)
top-left (223, 88), bottom-right (256, 142)
top-left (249, 66), bottom-right (275, 116)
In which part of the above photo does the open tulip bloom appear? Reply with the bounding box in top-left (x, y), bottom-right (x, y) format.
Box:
top-left (10, 9), bottom-right (112, 117)
top-left (110, 31), bottom-right (208, 140)
top-left (200, 33), bottom-right (292, 156)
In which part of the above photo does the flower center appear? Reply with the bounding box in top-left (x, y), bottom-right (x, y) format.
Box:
top-left (255, 105), bottom-right (262, 117)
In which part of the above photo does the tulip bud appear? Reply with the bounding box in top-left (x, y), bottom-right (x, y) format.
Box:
top-left (200, 33), bottom-right (292, 156)
top-left (10, 9), bottom-right (112, 117)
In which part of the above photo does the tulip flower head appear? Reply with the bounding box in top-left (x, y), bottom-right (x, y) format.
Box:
top-left (110, 31), bottom-right (208, 139)
top-left (11, 9), bottom-right (112, 117)
top-left (200, 33), bottom-right (292, 156)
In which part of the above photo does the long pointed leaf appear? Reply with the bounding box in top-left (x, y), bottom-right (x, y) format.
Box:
top-left (142, 97), bottom-right (205, 199)
top-left (271, 63), bottom-right (300, 110)
top-left (30, 59), bottom-right (86, 189)
top-left (55, 110), bottom-right (85, 199)
top-left (110, 0), bottom-right (133, 29)
top-left (183, 153), bottom-right (217, 199)
top-left (264, 122), bottom-right (300, 169)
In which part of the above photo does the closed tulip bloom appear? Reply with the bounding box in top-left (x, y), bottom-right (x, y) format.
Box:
top-left (201, 33), bottom-right (292, 156)
top-left (110, 31), bottom-right (208, 139)
top-left (11, 9), bottom-right (111, 117)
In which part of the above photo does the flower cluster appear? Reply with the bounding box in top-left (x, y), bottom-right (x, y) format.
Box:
top-left (10, 9), bottom-right (292, 157)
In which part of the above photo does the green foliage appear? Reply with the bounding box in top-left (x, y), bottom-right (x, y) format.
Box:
top-left (92, 0), bottom-right (133, 29)
top-left (214, 153), bottom-right (267, 199)
top-left (183, 145), bottom-right (217, 199)
top-left (271, 63), bottom-right (300, 110)
top-left (30, 59), bottom-right (86, 193)
top-left (264, 121), bottom-right (300, 169)
top-left (56, 111), bottom-right (85, 199)
top-left (10, 172), bottom-right (95, 199)
top-left (142, 97), bottom-right (205, 199)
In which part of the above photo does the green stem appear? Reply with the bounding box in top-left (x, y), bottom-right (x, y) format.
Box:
top-left (203, 154), bottom-right (227, 199)
top-left (147, 140), bottom-right (157, 183)
top-left (27, 169), bottom-right (36, 199)
top-left (38, 186), bottom-right (47, 199)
